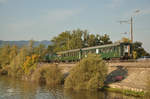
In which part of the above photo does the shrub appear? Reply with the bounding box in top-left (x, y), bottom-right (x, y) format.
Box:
top-left (64, 53), bottom-right (108, 90)
top-left (22, 54), bottom-right (39, 75)
top-left (7, 46), bottom-right (29, 77)
top-left (31, 64), bottom-right (63, 86)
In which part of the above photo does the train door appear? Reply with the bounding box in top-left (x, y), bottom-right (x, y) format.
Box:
top-left (123, 44), bottom-right (131, 59)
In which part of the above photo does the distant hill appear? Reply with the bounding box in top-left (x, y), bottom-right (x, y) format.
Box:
top-left (0, 40), bottom-right (52, 47)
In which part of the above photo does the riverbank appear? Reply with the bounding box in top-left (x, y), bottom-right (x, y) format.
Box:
top-left (1, 61), bottom-right (150, 97)
top-left (0, 76), bottom-right (142, 99)
top-left (104, 87), bottom-right (145, 97)
top-left (58, 61), bottom-right (150, 97)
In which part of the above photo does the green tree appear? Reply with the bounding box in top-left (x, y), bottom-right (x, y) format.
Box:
top-left (132, 41), bottom-right (149, 58)
top-left (100, 34), bottom-right (112, 45)
top-left (47, 45), bottom-right (54, 54)
top-left (28, 40), bottom-right (35, 55)
top-left (9, 46), bottom-right (28, 77)
top-left (69, 29), bottom-right (83, 49)
top-left (9, 45), bottom-right (18, 61)
top-left (34, 44), bottom-right (47, 61)
top-left (0, 44), bottom-right (11, 67)
top-left (82, 30), bottom-right (89, 47)
top-left (95, 34), bottom-right (101, 46)
top-left (50, 29), bottom-right (113, 53)
top-left (87, 34), bottom-right (96, 47)
top-left (51, 31), bottom-right (71, 52)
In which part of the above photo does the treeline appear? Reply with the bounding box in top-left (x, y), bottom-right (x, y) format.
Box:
top-left (49, 29), bottom-right (112, 52)
top-left (0, 29), bottom-right (149, 75)
top-left (0, 40), bottom-right (48, 77)
top-left (49, 29), bottom-right (149, 58)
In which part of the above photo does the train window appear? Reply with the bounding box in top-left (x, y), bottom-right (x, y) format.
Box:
top-left (93, 49), bottom-right (96, 53)
top-left (96, 49), bottom-right (99, 54)
top-left (104, 48), bottom-right (107, 53)
top-left (107, 48), bottom-right (110, 53)
top-left (113, 47), bottom-right (115, 51)
top-left (110, 48), bottom-right (112, 52)
top-left (106, 48), bottom-right (109, 53)
top-left (99, 49), bottom-right (101, 53)
top-left (104, 48), bottom-right (106, 53)
top-left (101, 49), bottom-right (103, 53)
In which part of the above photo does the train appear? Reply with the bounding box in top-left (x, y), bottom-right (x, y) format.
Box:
top-left (44, 42), bottom-right (132, 62)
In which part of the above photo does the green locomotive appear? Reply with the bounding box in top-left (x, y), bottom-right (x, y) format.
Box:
top-left (45, 42), bottom-right (132, 62)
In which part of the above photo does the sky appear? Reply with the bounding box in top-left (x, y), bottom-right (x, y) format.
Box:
top-left (0, 0), bottom-right (150, 52)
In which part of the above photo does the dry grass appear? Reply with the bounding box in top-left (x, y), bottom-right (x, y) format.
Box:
top-left (108, 61), bottom-right (150, 68)
top-left (144, 75), bottom-right (150, 98)
top-left (31, 64), bottom-right (63, 86)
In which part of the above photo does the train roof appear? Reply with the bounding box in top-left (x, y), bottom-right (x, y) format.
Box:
top-left (57, 48), bottom-right (80, 54)
top-left (57, 42), bottom-right (131, 54)
top-left (82, 42), bottom-right (121, 51)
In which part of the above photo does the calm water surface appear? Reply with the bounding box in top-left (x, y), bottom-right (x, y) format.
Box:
top-left (0, 76), bottom-right (142, 99)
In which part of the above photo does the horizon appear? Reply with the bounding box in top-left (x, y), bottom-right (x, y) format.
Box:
top-left (0, 0), bottom-right (150, 52)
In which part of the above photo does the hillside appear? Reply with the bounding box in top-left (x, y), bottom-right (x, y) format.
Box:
top-left (0, 40), bottom-right (52, 47)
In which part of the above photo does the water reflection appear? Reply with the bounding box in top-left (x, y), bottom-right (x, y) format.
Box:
top-left (63, 89), bottom-right (141, 99)
top-left (0, 76), bottom-right (145, 99)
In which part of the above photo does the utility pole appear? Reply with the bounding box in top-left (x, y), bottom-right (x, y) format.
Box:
top-left (119, 9), bottom-right (140, 43)
top-left (130, 16), bottom-right (133, 43)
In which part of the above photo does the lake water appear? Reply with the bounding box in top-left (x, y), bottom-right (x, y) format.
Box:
top-left (0, 76), bottom-right (142, 99)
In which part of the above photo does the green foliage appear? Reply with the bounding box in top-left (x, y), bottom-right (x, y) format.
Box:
top-left (132, 41), bottom-right (150, 58)
top-left (64, 53), bottom-right (108, 90)
top-left (132, 51), bottom-right (137, 59)
top-left (51, 31), bottom-right (72, 52)
top-left (0, 41), bottom-right (48, 78)
top-left (87, 34), bottom-right (96, 47)
top-left (31, 64), bottom-right (63, 86)
top-left (100, 34), bottom-right (112, 45)
top-left (8, 46), bottom-right (28, 77)
top-left (105, 87), bottom-right (145, 97)
top-left (51, 29), bottom-right (113, 52)
top-left (0, 44), bottom-right (11, 67)
top-left (34, 44), bottom-right (47, 61)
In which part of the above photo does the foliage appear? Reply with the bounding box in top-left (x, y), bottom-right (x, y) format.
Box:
top-left (64, 53), bottom-right (108, 90)
top-left (100, 34), bottom-right (112, 45)
top-left (34, 44), bottom-right (47, 61)
top-left (23, 54), bottom-right (39, 75)
top-left (51, 29), bottom-right (112, 52)
top-left (0, 41), bottom-right (48, 78)
top-left (8, 46), bottom-right (28, 77)
top-left (0, 44), bottom-right (11, 67)
top-left (132, 51), bottom-right (137, 59)
top-left (31, 64), bottom-right (63, 86)
top-left (51, 31), bottom-right (72, 52)
top-left (132, 41), bottom-right (150, 58)
top-left (121, 37), bottom-right (131, 43)
top-left (105, 87), bottom-right (145, 97)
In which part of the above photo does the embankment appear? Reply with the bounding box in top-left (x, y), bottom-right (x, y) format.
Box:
top-left (58, 61), bottom-right (150, 92)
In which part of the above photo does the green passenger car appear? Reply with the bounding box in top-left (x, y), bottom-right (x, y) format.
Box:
top-left (54, 42), bottom-right (132, 62)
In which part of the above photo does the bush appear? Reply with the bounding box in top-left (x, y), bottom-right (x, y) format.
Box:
top-left (22, 54), bottom-right (39, 75)
top-left (31, 64), bottom-right (63, 86)
top-left (64, 53), bottom-right (108, 90)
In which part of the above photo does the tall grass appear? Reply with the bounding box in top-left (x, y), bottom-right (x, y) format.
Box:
top-left (31, 64), bottom-right (63, 86)
top-left (64, 53), bottom-right (108, 90)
